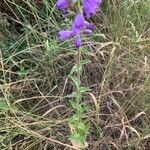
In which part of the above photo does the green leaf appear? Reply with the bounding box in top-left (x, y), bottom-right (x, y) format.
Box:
top-left (78, 86), bottom-right (90, 93)
top-left (80, 60), bottom-right (91, 65)
top-left (70, 101), bottom-right (85, 113)
top-left (67, 92), bottom-right (76, 98)
top-left (70, 114), bottom-right (79, 125)
top-left (70, 60), bottom-right (91, 75)
top-left (70, 65), bottom-right (82, 75)
top-left (18, 67), bottom-right (26, 79)
top-left (69, 132), bottom-right (85, 145)
top-left (70, 76), bottom-right (81, 89)
top-left (77, 122), bottom-right (87, 133)
top-left (0, 100), bottom-right (9, 112)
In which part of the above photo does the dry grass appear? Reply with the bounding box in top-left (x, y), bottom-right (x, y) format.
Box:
top-left (0, 0), bottom-right (150, 149)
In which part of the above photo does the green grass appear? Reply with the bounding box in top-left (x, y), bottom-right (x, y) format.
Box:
top-left (0, 0), bottom-right (150, 149)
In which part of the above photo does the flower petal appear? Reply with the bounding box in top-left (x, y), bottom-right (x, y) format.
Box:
top-left (75, 37), bottom-right (81, 48)
top-left (58, 30), bottom-right (72, 41)
top-left (83, 29), bottom-right (93, 34)
top-left (86, 22), bottom-right (96, 30)
top-left (72, 13), bottom-right (86, 35)
top-left (56, 0), bottom-right (69, 10)
top-left (83, 0), bottom-right (102, 18)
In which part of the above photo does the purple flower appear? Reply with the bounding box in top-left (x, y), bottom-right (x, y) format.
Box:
top-left (83, 0), bottom-right (102, 18)
top-left (56, 0), bottom-right (103, 49)
top-left (75, 37), bottom-right (81, 49)
top-left (73, 14), bottom-right (85, 29)
top-left (58, 13), bottom-right (95, 48)
top-left (86, 22), bottom-right (96, 30)
top-left (83, 29), bottom-right (93, 35)
top-left (72, 13), bottom-right (86, 35)
top-left (71, 13), bottom-right (86, 48)
top-left (58, 30), bottom-right (73, 41)
top-left (56, 0), bottom-right (69, 10)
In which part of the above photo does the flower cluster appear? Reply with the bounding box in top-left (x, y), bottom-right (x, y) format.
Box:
top-left (56, 0), bottom-right (102, 48)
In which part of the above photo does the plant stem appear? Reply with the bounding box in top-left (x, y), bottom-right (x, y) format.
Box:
top-left (76, 48), bottom-right (82, 121)
top-left (77, 48), bottom-right (81, 80)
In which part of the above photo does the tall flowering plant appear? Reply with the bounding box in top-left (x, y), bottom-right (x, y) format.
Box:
top-left (56, 0), bottom-right (102, 149)
top-left (57, 0), bottom-right (102, 48)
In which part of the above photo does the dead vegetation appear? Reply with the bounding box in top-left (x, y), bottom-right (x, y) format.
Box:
top-left (0, 0), bottom-right (150, 150)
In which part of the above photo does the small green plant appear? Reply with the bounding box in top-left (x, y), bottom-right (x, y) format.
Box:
top-left (56, 0), bottom-right (102, 148)
top-left (69, 56), bottom-right (91, 148)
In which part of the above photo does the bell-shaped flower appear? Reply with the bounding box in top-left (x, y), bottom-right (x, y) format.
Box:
top-left (58, 30), bottom-right (73, 41)
top-left (72, 13), bottom-right (86, 35)
top-left (83, 0), bottom-right (102, 18)
top-left (75, 37), bottom-right (81, 49)
top-left (56, 0), bottom-right (69, 10)
top-left (86, 22), bottom-right (96, 30)
top-left (58, 13), bottom-right (95, 48)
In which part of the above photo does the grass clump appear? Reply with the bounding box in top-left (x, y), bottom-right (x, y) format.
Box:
top-left (0, 0), bottom-right (150, 149)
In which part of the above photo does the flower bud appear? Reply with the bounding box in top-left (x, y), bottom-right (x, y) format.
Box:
top-left (56, 0), bottom-right (69, 10)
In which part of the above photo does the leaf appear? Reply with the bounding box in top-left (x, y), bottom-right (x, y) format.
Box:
top-left (0, 101), bottom-right (8, 112)
top-left (78, 86), bottom-right (90, 93)
top-left (77, 122), bottom-right (87, 133)
top-left (70, 115), bottom-right (79, 125)
top-left (70, 133), bottom-right (88, 149)
top-left (70, 76), bottom-right (81, 89)
top-left (70, 101), bottom-right (85, 113)
top-left (70, 132), bottom-right (86, 146)
top-left (70, 60), bottom-right (91, 75)
top-left (80, 60), bottom-right (91, 65)
top-left (67, 92), bottom-right (77, 98)
top-left (70, 65), bottom-right (82, 75)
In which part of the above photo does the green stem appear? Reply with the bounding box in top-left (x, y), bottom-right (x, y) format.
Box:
top-left (76, 48), bottom-right (82, 119)
top-left (77, 48), bottom-right (81, 80)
